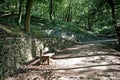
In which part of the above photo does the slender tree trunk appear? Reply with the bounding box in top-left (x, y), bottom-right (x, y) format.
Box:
top-left (108, 0), bottom-right (120, 47)
top-left (88, 11), bottom-right (91, 31)
top-left (24, 0), bottom-right (32, 32)
top-left (69, 6), bottom-right (72, 22)
top-left (15, 0), bottom-right (18, 9)
top-left (18, 0), bottom-right (23, 26)
top-left (66, 8), bottom-right (70, 22)
top-left (88, 4), bottom-right (91, 31)
top-left (65, 0), bottom-right (72, 22)
top-left (88, 17), bottom-right (91, 31)
top-left (49, 0), bottom-right (53, 20)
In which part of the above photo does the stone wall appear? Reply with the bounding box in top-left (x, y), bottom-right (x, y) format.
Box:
top-left (32, 38), bottom-right (76, 56)
top-left (0, 37), bottom-right (76, 80)
top-left (0, 37), bottom-right (32, 80)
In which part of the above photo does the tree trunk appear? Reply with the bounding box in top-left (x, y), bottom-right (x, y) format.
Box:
top-left (18, 0), bottom-right (23, 26)
top-left (24, 0), bottom-right (32, 32)
top-left (49, 0), bottom-right (53, 20)
top-left (88, 4), bottom-right (91, 31)
top-left (66, 8), bottom-right (70, 22)
top-left (108, 0), bottom-right (120, 47)
top-left (88, 17), bottom-right (91, 31)
top-left (15, 0), bottom-right (18, 9)
top-left (65, 0), bottom-right (72, 22)
top-left (88, 11), bottom-right (91, 31)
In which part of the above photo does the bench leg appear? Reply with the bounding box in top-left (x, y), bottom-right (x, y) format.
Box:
top-left (40, 56), bottom-right (49, 65)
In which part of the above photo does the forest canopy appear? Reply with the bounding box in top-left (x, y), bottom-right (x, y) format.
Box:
top-left (0, 0), bottom-right (120, 44)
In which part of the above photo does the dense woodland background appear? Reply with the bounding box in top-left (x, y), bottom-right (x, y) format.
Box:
top-left (0, 0), bottom-right (120, 38)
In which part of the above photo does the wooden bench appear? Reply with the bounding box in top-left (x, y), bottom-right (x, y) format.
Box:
top-left (40, 49), bottom-right (49, 65)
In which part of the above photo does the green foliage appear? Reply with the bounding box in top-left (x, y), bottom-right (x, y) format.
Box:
top-left (0, 14), bottom-right (18, 24)
top-left (30, 16), bottom-right (88, 34)
top-left (94, 25), bottom-right (116, 37)
top-left (0, 0), bottom-right (119, 37)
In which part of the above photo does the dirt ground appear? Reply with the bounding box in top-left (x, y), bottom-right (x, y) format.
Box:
top-left (4, 43), bottom-right (120, 80)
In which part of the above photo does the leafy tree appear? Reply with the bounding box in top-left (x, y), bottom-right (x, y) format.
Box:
top-left (108, 0), bottom-right (120, 46)
top-left (91, 0), bottom-right (120, 46)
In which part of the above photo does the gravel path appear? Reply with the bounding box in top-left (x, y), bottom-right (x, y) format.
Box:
top-left (4, 43), bottom-right (120, 80)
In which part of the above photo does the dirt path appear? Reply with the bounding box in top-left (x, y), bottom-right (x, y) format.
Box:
top-left (80, 39), bottom-right (118, 44)
top-left (5, 43), bottom-right (120, 80)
